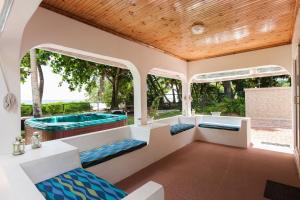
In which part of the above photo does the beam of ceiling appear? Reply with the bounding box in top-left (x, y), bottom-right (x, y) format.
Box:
top-left (40, 0), bottom-right (300, 61)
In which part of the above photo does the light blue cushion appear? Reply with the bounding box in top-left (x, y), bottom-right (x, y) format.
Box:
top-left (36, 168), bottom-right (127, 200)
top-left (170, 123), bottom-right (195, 135)
top-left (80, 139), bottom-right (147, 168)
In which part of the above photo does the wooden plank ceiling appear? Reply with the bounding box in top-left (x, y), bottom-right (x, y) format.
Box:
top-left (41, 0), bottom-right (299, 61)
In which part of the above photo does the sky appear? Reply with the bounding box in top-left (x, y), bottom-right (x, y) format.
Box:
top-left (21, 65), bottom-right (86, 103)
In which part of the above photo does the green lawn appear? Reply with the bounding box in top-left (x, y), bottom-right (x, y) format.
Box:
top-left (127, 115), bottom-right (135, 125)
top-left (156, 110), bottom-right (181, 120)
top-left (126, 110), bottom-right (181, 125)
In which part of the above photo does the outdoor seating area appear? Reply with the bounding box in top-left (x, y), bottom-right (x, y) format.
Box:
top-left (1, 1), bottom-right (300, 200)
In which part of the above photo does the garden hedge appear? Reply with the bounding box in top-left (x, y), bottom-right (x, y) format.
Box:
top-left (21, 102), bottom-right (91, 117)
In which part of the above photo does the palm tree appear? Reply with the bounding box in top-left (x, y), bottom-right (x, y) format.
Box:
top-left (29, 49), bottom-right (42, 117)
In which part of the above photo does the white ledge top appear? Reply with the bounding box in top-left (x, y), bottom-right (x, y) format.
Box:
top-left (0, 140), bottom-right (78, 200)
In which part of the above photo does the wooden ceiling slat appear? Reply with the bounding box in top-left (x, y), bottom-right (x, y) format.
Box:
top-left (41, 0), bottom-right (299, 61)
top-left (114, 1), bottom-right (294, 49)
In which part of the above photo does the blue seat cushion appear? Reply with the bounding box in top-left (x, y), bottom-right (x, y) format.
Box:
top-left (80, 139), bottom-right (147, 168)
top-left (35, 168), bottom-right (127, 200)
top-left (199, 123), bottom-right (240, 131)
top-left (170, 123), bottom-right (195, 135)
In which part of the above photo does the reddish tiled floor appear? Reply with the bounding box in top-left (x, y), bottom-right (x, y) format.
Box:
top-left (116, 142), bottom-right (300, 200)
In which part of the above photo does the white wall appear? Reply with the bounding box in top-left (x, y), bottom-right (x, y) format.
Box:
top-left (0, 4), bottom-right (187, 154)
top-left (245, 87), bottom-right (292, 120)
top-left (292, 7), bottom-right (300, 177)
top-left (0, 0), bottom-right (42, 154)
top-left (21, 7), bottom-right (188, 126)
top-left (292, 7), bottom-right (300, 60)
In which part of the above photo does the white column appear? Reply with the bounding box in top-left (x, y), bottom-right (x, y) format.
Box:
top-left (0, 0), bottom-right (42, 154)
top-left (131, 65), bottom-right (148, 125)
top-left (0, 43), bottom-right (21, 154)
top-left (187, 81), bottom-right (192, 116)
top-left (139, 73), bottom-right (148, 125)
top-left (181, 79), bottom-right (192, 116)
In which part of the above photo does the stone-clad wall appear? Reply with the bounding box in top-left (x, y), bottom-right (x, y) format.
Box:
top-left (245, 87), bottom-right (292, 120)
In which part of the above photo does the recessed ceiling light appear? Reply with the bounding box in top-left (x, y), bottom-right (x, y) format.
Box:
top-left (191, 23), bottom-right (205, 35)
top-left (0, 0), bottom-right (14, 33)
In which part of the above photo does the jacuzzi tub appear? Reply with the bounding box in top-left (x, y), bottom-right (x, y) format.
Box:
top-left (24, 113), bottom-right (127, 143)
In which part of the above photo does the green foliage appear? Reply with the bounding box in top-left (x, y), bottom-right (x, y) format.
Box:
top-left (127, 114), bottom-right (134, 125)
top-left (50, 54), bottom-right (133, 108)
top-left (21, 102), bottom-right (91, 117)
top-left (147, 74), bottom-right (182, 110)
top-left (64, 102), bottom-right (91, 113)
top-left (118, 76), bottom-right (134, 105)
top-left (87, 77), bottom-right (133, 108)
top-left (192, 75), bottom-right (291, 116)
top-left (42, 103), bottom-right (64, 115)
top-left (149, 96), bottom-right (162, 118)
top-left (103, 81), bottom-right (113, 106)
top-left (21, 104), bottom-right (33, 116)
top-left (20, 49), bottom-right (53, 84)
top-left (195, 98), bottom-right (245, 116)
top-left (21, 49), bottom-right (134, 110)
top-left (20, 53), bottom-right (31, 84)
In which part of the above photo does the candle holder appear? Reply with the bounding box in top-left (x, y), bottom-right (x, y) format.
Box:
top-left (31, 132), bottom-right (42, 149)
top-left (192, 109), bottom-right (196, 116)
top-left (12, 136), bottom-right (25, 156)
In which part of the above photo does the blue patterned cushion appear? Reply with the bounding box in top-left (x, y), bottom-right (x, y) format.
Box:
top-left (199, 123), bottom-right (240, 131)
top-left (170, 123), bottom-right (195, 135)
top-left (80, 139), bottom-right (147, 168)
top-left (35, 168), bottom-right (127, 200)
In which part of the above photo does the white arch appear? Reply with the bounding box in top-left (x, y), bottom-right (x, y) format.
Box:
top-left (20, 7), bottom-right (187, 126)
top-left (189, 65), bottom-right (290, 84)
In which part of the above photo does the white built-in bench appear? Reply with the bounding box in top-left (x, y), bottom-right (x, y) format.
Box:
top-left (80, 138), bottom-right (147, 168)
top-left (0, 140), bottom-right (163, 200)
top-left (155, 116), bottom-right (196, 136)
top-left (196, 115), bottom-right (250, 148)
top-left (62, 117), bottom-right (195, 184)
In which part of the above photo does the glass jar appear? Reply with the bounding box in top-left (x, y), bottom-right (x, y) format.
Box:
top-left (12, 136), bottom-right (25, 156)
top-left (31, 132), bottom-right (42, 149)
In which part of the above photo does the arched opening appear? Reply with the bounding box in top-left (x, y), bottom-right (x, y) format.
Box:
top-left (20, 44), bottom-right (142, 142)
top-left (190, 65), bottom-right (292, 153)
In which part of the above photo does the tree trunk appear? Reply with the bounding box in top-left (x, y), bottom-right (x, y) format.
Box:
top-left (223, 81), bottom-right (233, 99)
top-left (37, 64), bottom-right (44, 103)
top-left (147, 75), bottom-right (160, 100)
top-left (174, 82), bottom-right (181, 102)
top-left (30, 49), bottom-right (42, 117)
top-left (111, 68), bottom-right (120, 109)
top-left (171, 83), bottom-right (176, 103)
top-left (98, 70), bottom-right (105, 102)
top-left (152, 76), bottom-right (171, 105)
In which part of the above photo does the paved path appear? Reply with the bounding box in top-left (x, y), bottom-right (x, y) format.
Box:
top-left (250, 119), bottom-right (292, 153)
